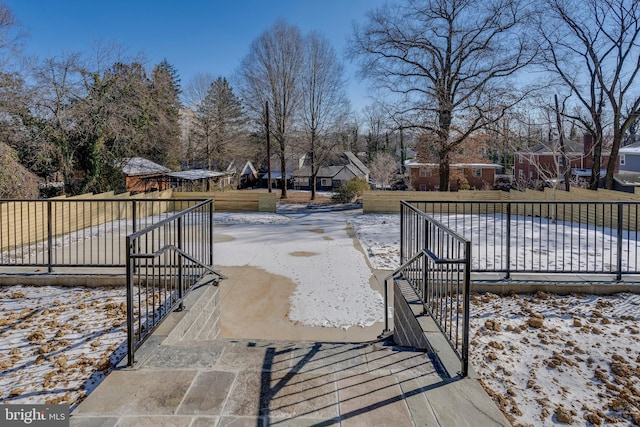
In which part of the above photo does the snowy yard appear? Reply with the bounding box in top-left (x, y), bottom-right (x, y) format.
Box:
top-left (0, 209), bottom-right (639, 425)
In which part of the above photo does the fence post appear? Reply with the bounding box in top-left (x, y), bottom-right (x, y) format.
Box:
top-left (132, 201), bottom-right (137, 235)
top-left (47, 201), bottom-right (53, 273)
top-left (617, 203), bottom-right (623, 281)
top-left (400, 202), bottom-right (405, 264)
top-left (505, 202), bottom-right (511, 279)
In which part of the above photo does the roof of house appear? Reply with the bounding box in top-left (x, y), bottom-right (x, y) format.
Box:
top-left (406, 161), bottom-right (502, 169)
top-left (518, 140), bottom-right (585, 155)
top-left (122, 157), bottom-right (171, 176)
top-left (165, 170), bottom-right (228, 181)
top-left (240, 161), bottom-right (257, 176)
top-left (614, 172), bottom-right (640, 186)
top-left (342, 152), bottom-right (370, 175)
top-left (333, 164), bottom-right (364, 181)
top-left (619, 141), bottom-right (640, 154)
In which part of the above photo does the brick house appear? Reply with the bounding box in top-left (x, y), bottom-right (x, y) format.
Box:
top-left (406, 162), bottom-right (503, 191)
top-left (514, 135), bottom-right (616, 187)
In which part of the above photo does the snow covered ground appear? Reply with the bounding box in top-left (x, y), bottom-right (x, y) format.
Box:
top-left (1, 208), bottom-right (639, 425)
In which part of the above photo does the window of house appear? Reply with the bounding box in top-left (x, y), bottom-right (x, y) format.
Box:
top-left (474, 168), bottom-right (482, 177)
top-left (295, 177), bottom-right (307, 186)
top-left (320, 178), bottom-right (332, 187)
top-left (529, 171), bottom-right (534, 180)
top-left (620, 154), bottom-right (626, 166)
top-left (518, 169), bottom-right (524, 179)
top-left (419, 167), bottom-right (431, 177)
top-left (419, 184), bottom-right (427, 191)
top-left (518, 155), bottom-right (523, 164)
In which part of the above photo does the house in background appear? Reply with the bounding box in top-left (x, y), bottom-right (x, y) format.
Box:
top-left (406, 161), bottom-right (503, 191)
top-left (236, 161), bottom-right (258, 189)
top-left (514, 135), bottom-right (616, 188)
top-left (614, 141), bottom-right (640, 193)
top-left (121, 157), bottom-right (171, 194)
top-left (291, 152), bottom-right (370, 191)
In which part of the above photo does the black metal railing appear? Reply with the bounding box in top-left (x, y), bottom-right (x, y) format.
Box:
top-left (403, 200), bottom-right (640, 280)
top-left (0, 198), bottom-right (205, 271)
top-left (126, 199), bottom-right (222, 366)
top-left (386, 202), bottom-right (471, 377)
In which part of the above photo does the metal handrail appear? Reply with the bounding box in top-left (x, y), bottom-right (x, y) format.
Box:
top-left (388, 204), bottom-right (472, 377)
top-left (126, 243), bottom-right (224, 366)
top-left (125, 198), bottom-right (220, 366)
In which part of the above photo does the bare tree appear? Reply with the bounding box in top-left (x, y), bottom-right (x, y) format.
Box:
top-left (537, 0), bottom-right (640, 190)
top-left (299, 32), bottom-right (350, 200)
top-left (369, 151), bottom-right (397, 190)
top-left (349, 0), bottom-right (537, 191)
top-left (236, 19), bottom-right (304, 198)
top-left (0, 3), bottom-right (25, 69)
top-left (362, 104), bottom-right (388, 162)
top-left (31, 53), bottom-right (87, 193)
top-left (182, 72), bottom-right (215, 109)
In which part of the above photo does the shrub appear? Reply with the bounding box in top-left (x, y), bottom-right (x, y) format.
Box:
top-left (332, 177), bottom-right (369, 203)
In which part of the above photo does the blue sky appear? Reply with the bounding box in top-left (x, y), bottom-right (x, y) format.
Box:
top-left (5, 0), bottom-right (386, 112)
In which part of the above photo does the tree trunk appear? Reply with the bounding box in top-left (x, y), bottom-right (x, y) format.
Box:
top-left (605, 128), bottom-right (623, 190)
top-left (279, 142), bottom-right (287, 199)
top-left (439, 151), bottom-right (450, 191)
top-left (310, 132), bottom-right (316, 200)
top-left (589, 131), bottom-right (603, 190)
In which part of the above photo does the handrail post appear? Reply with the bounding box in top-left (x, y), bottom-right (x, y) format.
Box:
top-left (383, 277), bottom-right (390, 334)
top-left (126, 235), bottom-right (135, 367)
top-left (47, 201), bottom-right (53, 273)
top-left (177, 216), bottom-right (184, 311)
top-left (209, 200), bottom-right (214, 267)
top-left (461, 239), bottom-right (471, 378)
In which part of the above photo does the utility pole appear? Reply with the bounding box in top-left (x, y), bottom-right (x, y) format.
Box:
top-left (265, 101), bottom-right (272, 193)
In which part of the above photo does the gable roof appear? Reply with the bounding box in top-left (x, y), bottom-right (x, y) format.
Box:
top-left (619, 141), bottom-right (640, 154)
top-left (240, 161), bottom-right (257, 176)
top-left (406, 161), bottom-right (502, 169)
top-left (122, 157), bottom-right (171, 176)
top-left (519, 139), bottom-right (585, 155)
top-left (342, 152), bottom-right (369, 175)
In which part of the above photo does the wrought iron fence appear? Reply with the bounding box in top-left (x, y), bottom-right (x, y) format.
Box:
top-left (126, 199), bottom-right (221, 366)
top-left (403, 200), bottom-right (640, 280)
top-left (0, 198), bottom-right (205, 271)
top-left (387, 202), bottom-right (471, 377)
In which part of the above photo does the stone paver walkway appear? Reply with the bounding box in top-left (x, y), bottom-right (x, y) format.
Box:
top-left (71, 337), bottom-right (509, 426)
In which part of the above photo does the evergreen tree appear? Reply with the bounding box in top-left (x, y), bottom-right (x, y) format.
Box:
top-left (193, 77), bottom-right (246, 170)
top-left (147, 59), bottom-right (182, 169)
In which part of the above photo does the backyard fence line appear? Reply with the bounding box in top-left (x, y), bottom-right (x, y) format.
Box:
top-left (0, 198), bottom-right (208, 271)
top-left (402, 200), bottom-right (640, 280)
